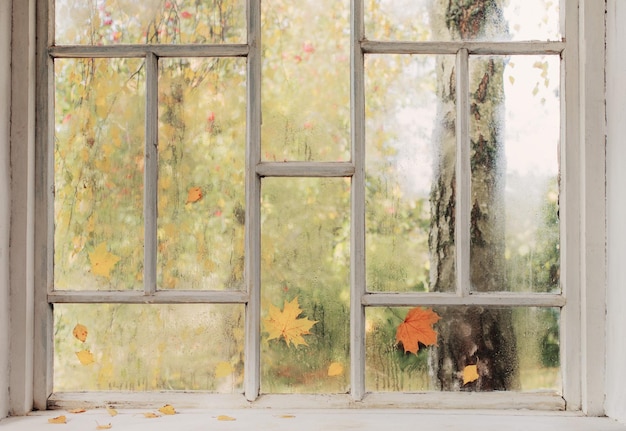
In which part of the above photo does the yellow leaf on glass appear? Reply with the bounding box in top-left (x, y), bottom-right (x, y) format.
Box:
top-left (106, 407), bottom-right (118, 417)
top-left (327, 362), bottom-right (344, 377)
top-left (158, 404), bottom-right (176, 415)
top-left (263, 297), bottom-right (317, 347)
top-left (217, 415), bottom-right (236, 421)
top-left (68, 408), bottom-right (86, 413)
top-left (463, 364), bottom-right (479, 385)
top-left (143, 412), bottom-right (160, 418)
top-left (48, 415), bottom-right (67, 424)
top-left (72, 323), bottom-right (88, 342)
top-left (96, 423), bottom-right (112, 430)
top-left (76, 350), bottom-right (95, 365)
top-left (186, 186), bottom-right (203, 204)
top-left (89, 243), bottom-right (121, 278)
top-left (215, 361), bottom-right (234, 378)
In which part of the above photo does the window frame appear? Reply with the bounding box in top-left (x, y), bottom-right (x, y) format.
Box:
top-left (23, 0), bottom-right (607, 413)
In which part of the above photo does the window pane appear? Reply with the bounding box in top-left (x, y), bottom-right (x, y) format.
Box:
top-left (158, 58), bottom-right (246, 290)
top-left (55, 0), bottom-right (245, 45)
top-left (469, 55), bottom-right (560, 293)
top-left (54, 304), bottom-right (244, 392)
top-left (365, 0), bottom-right (561, 42)
top-left (365, 55), bottom-right (455, 293)
top-left (54, 58), bottom-right (145, 291)
top-left (261, 0), bottom-right (350, 161)
top-left (366, 306), bottom-right (560, 392)
top-left (261, 178), bottom-right (350, 393)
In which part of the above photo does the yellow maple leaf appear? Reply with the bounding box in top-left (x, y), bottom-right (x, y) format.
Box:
top-left (89, 242), bottom-right (121, 278)
top-left (463, 364), bottom-right (479, 385)
top-left (48, 415), bottom-right (67, 424)
top-left (215, 361), bottom-right (234, 378)
top-left (158, 404), bottom-right (176, 415)
top-left (263, 297), bottom-right (317, 347)
top-left (76, 350), bottom-right (95, 365)
top-left (96, 423), bottom-right (112, 430)
top-left (217, 415), bottom-right (236, 421)
top-left (72, 323), bottom-right (88, 342)
top-left (327, 362), bottom-right (344, 377)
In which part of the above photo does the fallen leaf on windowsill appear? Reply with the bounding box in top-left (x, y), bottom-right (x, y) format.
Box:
top-left (96, 422), bottom-right (112, 430)
top-left (217, 415), bottom-right (236, 421)
top-left (143, 412), bottom-right (160, 418)
top-left (68, 408), bottom-right (87, 413)
top-left (158, 404), bottom-right (176, 415)
top-left (106, 407), bottom-right (118, 417)
top-left (48, 415), bottom-right (67, 424)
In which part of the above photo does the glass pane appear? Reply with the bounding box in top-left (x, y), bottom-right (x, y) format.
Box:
top-left (55, 0), bottom-right (245, 45)
top-left (366, 306), bottom-right (560, 392)
top-left (261, 178), bottom-right (350, 393)
top-left (469, 55), bottom-right (560, 293)
top-left (365, 0), bottom-right (561, 42)
top-left (54, 304), bottom-right (244, 392)
top-left (54, 58), bottom-right (145, 291)
top-left (261, 0), bottom-right (350, 161)
top-left (365, 55), bottom-right (455, 293)
top-left (158, 58), bottom-right (246, 290)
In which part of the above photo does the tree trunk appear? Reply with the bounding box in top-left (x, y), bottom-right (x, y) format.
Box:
top-left (429, 0), bottom-right (519, 391)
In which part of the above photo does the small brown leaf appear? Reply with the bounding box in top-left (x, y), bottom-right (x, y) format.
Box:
top-left (48, 415), bottom-right (67, 424)
top-left (72, 324), bottom-right (88, 342)
top-left (68, 408), bottom-right (86, 413)
top-left (217, 415), bottom-right (236, 421)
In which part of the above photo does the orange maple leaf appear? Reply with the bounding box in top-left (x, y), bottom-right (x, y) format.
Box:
top-left (186, 186), bottom-right (203, 204)
top-left (264, 297), bottom-right (317, 347)
top-left (395, 307), bottom-right (441, 354)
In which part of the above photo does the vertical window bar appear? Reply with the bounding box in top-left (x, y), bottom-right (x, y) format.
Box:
top-left (144, 52), bottom-right (158, 296)
top-left (244, 0), bottom-right (262, 401)
top-left (351, 0), bottom-right (366, 401)
top-left (456, 48), bottom-right (471, 297)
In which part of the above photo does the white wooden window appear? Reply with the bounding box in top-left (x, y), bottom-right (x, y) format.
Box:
top-left (31, 0), bottom-right (603, 412)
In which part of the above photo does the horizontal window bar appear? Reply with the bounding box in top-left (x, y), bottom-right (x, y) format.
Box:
top-left (48, 44), bottom-right (249, 58)
top-left (48, 290), bottom-right (248, 304)
top-left (362, 292), bottom-right (566, 307)
top-left (256, 162), bottom-right (355, 177)
top-left (361, 40), bottom-right (566, 55)
top-left (48, 391), bottom-right (565, 411)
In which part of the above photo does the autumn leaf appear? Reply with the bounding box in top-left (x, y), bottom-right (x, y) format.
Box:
top-left (327, 362), bottom-right (344, 377)
top-left (186, 186), bottom-right (203, 204)
top-left (72, 324), bottom-right (88, 342)
top-left (158, 404), bottom-right (176, 415)
top-left (215, 361), bottom-right (234, 378)
top-left (463, 364), bottom-right (479, 385)
top-left (264, 297), bottom-right (317, 347)
top-left (106, 407), bottom-right (118, 417)
top-left (68, 408), bottom-right (86, 413)
top-left (217, 415), bottom-right (236, 421)
top-left (143, 412), bottom-right (160, 418)
top-left (76, 350), bottom-right (95, 365)
top-left (48, 415), bottom-right (67, 424)
top-left (89, 242), bottom-right (121, 278)
top-left (395, 307), bottom-right (441, 354)
top-left (96, 423), bottom-right (112, 430)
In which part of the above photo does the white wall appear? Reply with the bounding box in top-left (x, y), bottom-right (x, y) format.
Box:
top-left (0, 0), bottom-right (12, 421)
top-left (606, 0), bottom-right (626, 425)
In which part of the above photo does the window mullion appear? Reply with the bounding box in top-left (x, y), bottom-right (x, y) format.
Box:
top-left (350, 0), bottom-right (366, 402)
top-left (244, 0), bottom-right (262, 402)
top-left (144, 52), bottom-right (158, 296)
top-left (456, 48), bottom-right (471, 297)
